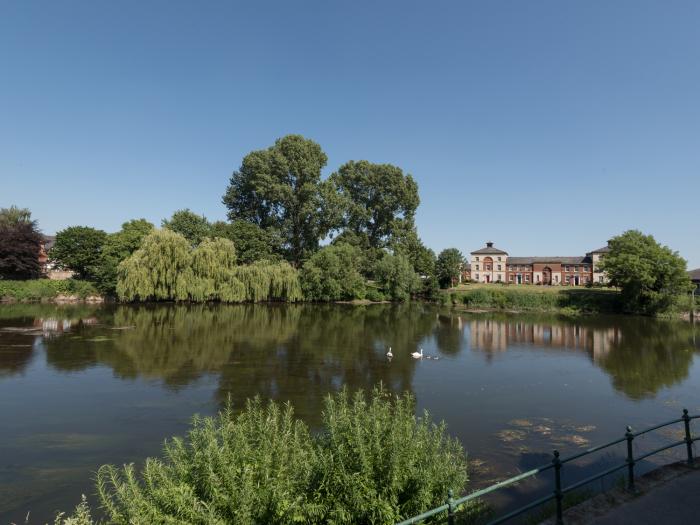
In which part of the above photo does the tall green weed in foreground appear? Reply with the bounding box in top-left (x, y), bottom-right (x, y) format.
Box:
top-left (57, 387), bottom-right (467, 524)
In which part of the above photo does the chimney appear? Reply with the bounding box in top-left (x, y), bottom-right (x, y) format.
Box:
top-left (486, 241), bottom-right (494, 248)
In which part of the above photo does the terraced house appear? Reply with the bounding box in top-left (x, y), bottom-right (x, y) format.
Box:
top-left (467, 242), bottom-right (610, 286)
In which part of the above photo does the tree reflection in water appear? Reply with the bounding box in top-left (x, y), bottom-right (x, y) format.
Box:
top-left (1, 305), bottom-right (698, 406)
top-left (466, 313), bottom-right (698, 399)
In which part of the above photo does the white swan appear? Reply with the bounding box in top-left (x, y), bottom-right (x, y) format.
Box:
top-left (386, 347), bottom-right (393, 358)
top-left (411, 348), bottom-right (424, 359)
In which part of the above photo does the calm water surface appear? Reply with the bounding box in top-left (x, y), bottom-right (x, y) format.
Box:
top-left (1, 303), bottom-right (699, 522)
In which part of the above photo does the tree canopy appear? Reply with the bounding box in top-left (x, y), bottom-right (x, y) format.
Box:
top-left (223, 135), bottom-right (337, 265)
top-left (211, 220), bottom-right (280, 264)
top-left (600, 230), bottom-right (692, 314)
top-left (329, 160), bottom-right (419, 251)
top-left (162, 209), bottom-right (212, 246)
top-left (301, 243), bottom-right (366, 301)
top-left (0, 207), bottom-right (42, 280)
top-left (117, 230), bottom-right (301, 303)
top-left (436, 248), bottom-right (465, 289)
top-left (374, 253), bottom-right (421, 302)
top-left (95, 219), bottom-right (154, 294)
top-left (50, 226), bottom-right (107, 280)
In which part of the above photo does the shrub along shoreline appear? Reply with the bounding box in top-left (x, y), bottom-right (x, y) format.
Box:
top-left (54, 387), bottom-right (472, 525)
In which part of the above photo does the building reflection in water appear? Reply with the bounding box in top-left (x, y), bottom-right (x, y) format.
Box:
top-left (468, 317), bottom-right (621, 364)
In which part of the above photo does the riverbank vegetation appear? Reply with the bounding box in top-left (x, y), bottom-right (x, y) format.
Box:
top-left (55, 387), bottom-right (469, 525)
top-left (446, 284), bottom-right (623, 315)
top-left (0, 278), bottom-right (99, 302)
top-left (3, 137), bottom-right (694, 316)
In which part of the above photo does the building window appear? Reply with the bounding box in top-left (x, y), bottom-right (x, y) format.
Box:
top-left (475, 274), bottom-right (479, 280)
top-left (525, 275), bottom-right (530, 283)
top-left (574, 266), bottom-right (578, 272)
top-left (498, 257), bottom-right (502, 261)
top-left (565, 265), bottom-right (570, 272)
top-left (497, 265), bottom-right (501, 271)
top-left (475, 264), bottom-right (479, 271)
top-left (509, 275), bottom-right (514, 282)
top-left (583, 265), bottom-right (588, 272)
top-left (476, 257), bottom-right (479, 261)
top-left (566, 276), bottom-right (570, 283)
top-left (509, 265), bottom-right (514, 271)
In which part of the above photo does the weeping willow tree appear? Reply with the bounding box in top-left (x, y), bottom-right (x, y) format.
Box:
top-left (233, 261), bottom-right (303, 302)
top-left (189, 237), bottom-right (246, 302)
top-left (117, 229), bottom-right (192, 301)
top-left (117, 230), bottom-right (301, 303)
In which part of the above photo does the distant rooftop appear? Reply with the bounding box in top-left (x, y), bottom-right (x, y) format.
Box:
top-left (507, 256), bottom-right (591, 265)
top-left (689, 268), bottom-right (700, 282)
top-left (589, 245), bottom-right (611, 254)
top-left (471, 241), bottom-right (508, 255)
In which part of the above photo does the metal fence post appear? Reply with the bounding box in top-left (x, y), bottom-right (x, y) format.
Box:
top-left (625, 426), bottom-right (636, 492)
top-left (553, 450), bottom-right (563, 525)
top-left (683, 409), bottom-right (694, 466)
top-left (447, 489), bottom-right (455, 525)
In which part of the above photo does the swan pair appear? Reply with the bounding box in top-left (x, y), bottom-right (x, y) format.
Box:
top-left (411, 348), bottom-right (440, 360)
top-left (386, 347), bottom-right (439, 360)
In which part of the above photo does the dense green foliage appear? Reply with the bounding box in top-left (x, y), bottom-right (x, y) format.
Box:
top-left (162, 209), bottom-right (213, 246)
top-left (58, 387), bottom-right (466, 524)
top-left (117, 229), bottom-right (193, 301)
top-left (301, 244), bottom-right (366, 301)
top-left (51, 226), bottom-right (108, 280)
top-left (0, 279), bottom-right (99, 301)
top-left (94, 219), bottom-right (154, 295)
top-left (449, 287), bottom-right (622, 314)
top-left (436, 248), bottom-right (465, 289)
top-left (211, 220), bottom-right (280, 264)
top-left (600, 230), bottom-right (692, 315)
top-left (117, 230), bottom-right (301, 303)
top-left (223, 135), bottom-right (338, 265)
top-left (329, 160), bottom-right (419, 251)
top-left (374, 253), bottom-right (422, 302)
top-left (0, 206), bottom-right (43, 280)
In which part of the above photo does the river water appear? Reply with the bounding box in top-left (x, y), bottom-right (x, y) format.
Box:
top-left (1, 303), bottom-right (698, 522)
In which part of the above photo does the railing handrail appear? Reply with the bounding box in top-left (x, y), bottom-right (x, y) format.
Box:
top-left (395, 408), bottom-right (698, 525)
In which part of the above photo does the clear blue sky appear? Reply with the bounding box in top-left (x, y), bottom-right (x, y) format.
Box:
top-left (2, 1), bottom-right (699, 267)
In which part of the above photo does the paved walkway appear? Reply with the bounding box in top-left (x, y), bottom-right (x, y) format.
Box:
top-left (539, 463), bottom-right (700, 525)
top-left (586, 468), bottom-right (700, 524)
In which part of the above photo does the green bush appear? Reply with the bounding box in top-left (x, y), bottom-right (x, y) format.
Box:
top-left (0, 279), bottom-right (99, 301)
top-left (452, 288), bottom-right (621, 314)
top-left (300, 243), bottom-right (366, 301)
top-left (60, 387), bottom-right (468, 524)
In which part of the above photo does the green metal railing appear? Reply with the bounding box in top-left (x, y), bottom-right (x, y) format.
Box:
top-left (396, 409), bottom-right (698, 525)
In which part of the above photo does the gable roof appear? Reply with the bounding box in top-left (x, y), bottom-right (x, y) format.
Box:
top-left (589, 245), bottom-right (611, 254)
top-left (689, 268), bottom-right (700, 282)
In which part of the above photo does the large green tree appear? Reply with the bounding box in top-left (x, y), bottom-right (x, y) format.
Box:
top-left (374, 253), bottom-right (421, 302)
top-left (95, 219), bottom-right (154, 294)
top-left (601, 230), bottom-right (692, 314)
top-left (391, 226), bottom-right (438, 298)
top-left (162, 209), bottom-right (213, 246)
top-left (222, 135), bottom-right (338, 265)
top-left (0, 206), bottom-right (43, 280)
top-left (329, 160), bottom-right (419, 251)
top-left (300, 243), bottom-right (366, 301)
top-left (436, 248), bottom-right (465, 289)
top-left (211, 220), bottom-right (280, 264)
top-left (50, 226), bottom-right (107, 280)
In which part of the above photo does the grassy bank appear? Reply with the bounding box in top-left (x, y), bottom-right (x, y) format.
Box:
top-left (445, 284), bottom-right (623, 315)
top-left (0, 279), bottom-right (101, 302)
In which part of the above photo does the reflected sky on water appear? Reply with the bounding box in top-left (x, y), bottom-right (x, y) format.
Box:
top-left (1, 303), bottom-right (699, 522)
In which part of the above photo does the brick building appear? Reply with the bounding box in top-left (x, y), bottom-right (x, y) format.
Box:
top-left (467, 241), bottom-right (610, 286)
